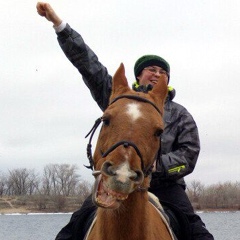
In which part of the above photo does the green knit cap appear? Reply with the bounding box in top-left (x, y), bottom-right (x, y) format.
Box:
top-left (134, 54), bottom-right (170, 80)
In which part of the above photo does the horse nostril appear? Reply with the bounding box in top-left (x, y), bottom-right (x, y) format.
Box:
top-left (130, 170), bottom-right (144, 184)
top-left (102, 161), bottom-right (116, 176)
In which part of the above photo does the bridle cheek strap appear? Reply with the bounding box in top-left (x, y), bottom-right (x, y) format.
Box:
top-left (84, 117), bottom-right (102, 170)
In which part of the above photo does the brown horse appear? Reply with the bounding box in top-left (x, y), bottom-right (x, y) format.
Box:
top-left (85, 63), bottom-right (174, 240)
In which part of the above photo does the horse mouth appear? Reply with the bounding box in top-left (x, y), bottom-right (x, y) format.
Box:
top-left (93, 174), bottom-right (129, 209)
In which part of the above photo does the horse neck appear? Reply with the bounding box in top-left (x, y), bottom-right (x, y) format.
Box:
top-left (95, 190), bottom-right (150, 239)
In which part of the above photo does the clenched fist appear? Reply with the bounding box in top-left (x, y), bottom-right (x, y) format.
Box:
top-left (36, 2), bottom-right (62, 26)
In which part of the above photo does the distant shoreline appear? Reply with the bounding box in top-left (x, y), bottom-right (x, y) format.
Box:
top-left (1, 196), bottom-right (239, 215)
top-left (0, 207), bottom-right (73, 215)
top-left (1, 208), bottom-right (239, 215)
top-left (0, 211), bottom-right (73, 215)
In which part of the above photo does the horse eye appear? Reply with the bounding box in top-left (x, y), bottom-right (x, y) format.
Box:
top-left (154, 129), bottom-right (163, 137)
top-left (102, 118), bottom-right (110, 126)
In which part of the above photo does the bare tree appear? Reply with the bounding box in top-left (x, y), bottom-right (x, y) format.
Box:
top-left (42, 164), bottom-right (80, 196)
top-left (187, 180), bottom-right (204, 202)
top-left (42, 164), bottom-right (55, 195)
top-left (56, 164), bottom-right (80, 196)
top-left (75, 180), bottom-right (92, 205)
top-left (0, 172), bottom-right (7, 196)
top-left (199, 181), bottom-right (240, 209)
top-left (6, 168), bottom-right (38, 196)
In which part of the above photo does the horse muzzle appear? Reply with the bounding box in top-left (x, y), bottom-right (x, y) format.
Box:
top-left (92, 161), bottom-right (144, 209)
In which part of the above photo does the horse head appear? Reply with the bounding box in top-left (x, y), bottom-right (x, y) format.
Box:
top-left (91, 63), bottom-right (168, 209)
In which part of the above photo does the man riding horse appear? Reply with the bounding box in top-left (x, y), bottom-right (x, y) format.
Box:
top-left (36, 2), bottom-right (214, 239)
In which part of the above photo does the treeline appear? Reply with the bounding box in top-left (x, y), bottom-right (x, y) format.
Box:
top-left (186, 180), bottom-right (240, 210)
top-left (0, 164), bottom-right (92, 212)
top-left (0, 165), bottom-right (239, 211)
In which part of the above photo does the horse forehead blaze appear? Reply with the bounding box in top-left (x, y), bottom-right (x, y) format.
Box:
top-left (126, 102), bottom-right (142, 121)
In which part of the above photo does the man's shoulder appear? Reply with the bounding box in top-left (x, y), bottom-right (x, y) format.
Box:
top-left (165, 100), bottom-right (195, 121)
top-left (167, 100), bottom-right (188, 113)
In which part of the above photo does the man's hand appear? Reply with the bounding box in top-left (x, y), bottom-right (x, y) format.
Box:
top-left (36, 2), bottom-right (62, 27)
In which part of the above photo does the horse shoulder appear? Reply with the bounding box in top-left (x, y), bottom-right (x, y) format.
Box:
top-left (147, 200), bottom-right (175, 240)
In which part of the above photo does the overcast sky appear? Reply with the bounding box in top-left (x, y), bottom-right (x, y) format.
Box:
top-left (1, 0), bottom-right (239, 185)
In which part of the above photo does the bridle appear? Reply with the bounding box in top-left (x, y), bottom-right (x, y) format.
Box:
top-left (85, 94), bottom-right (163, 177)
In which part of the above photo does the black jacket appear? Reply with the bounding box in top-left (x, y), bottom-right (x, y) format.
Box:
top-left (56, 24), bottom-right (200, 187)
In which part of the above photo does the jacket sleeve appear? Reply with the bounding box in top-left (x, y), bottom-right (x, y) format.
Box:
top-left (56, 24), bottom-right (112, 111)
top-left (157, 106), bottom-right (200, 181)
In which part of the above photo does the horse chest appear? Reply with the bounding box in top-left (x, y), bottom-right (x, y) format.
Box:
top-left (86, 198), bottom-right (173, 240)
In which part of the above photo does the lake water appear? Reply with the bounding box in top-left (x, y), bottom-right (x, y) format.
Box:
top-left (0, 211), bottom-right (239, 240)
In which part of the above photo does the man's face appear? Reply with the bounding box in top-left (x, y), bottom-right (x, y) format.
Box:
top-left (137, 66), bottom-right (168, 86)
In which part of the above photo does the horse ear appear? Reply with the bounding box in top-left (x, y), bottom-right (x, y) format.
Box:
top-left (111, 63), bottom-right (130, 96)
top-left (149, 76), bottom-right (168, 109)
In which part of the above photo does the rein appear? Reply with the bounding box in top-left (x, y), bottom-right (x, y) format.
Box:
top-left (85, 94), bottom-right (162, 177)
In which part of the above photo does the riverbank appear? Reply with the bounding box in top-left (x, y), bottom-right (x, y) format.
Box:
top-left (0, 206), bottom-right (75, 215)
top-left (1, 196), bottom-right (239, 215)
top-left (0, 196), bottom-right (81, 215)
top-left (1, 209), bottom-right (239, 215)
top-left (1, 204), bottom-right (238, 215)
